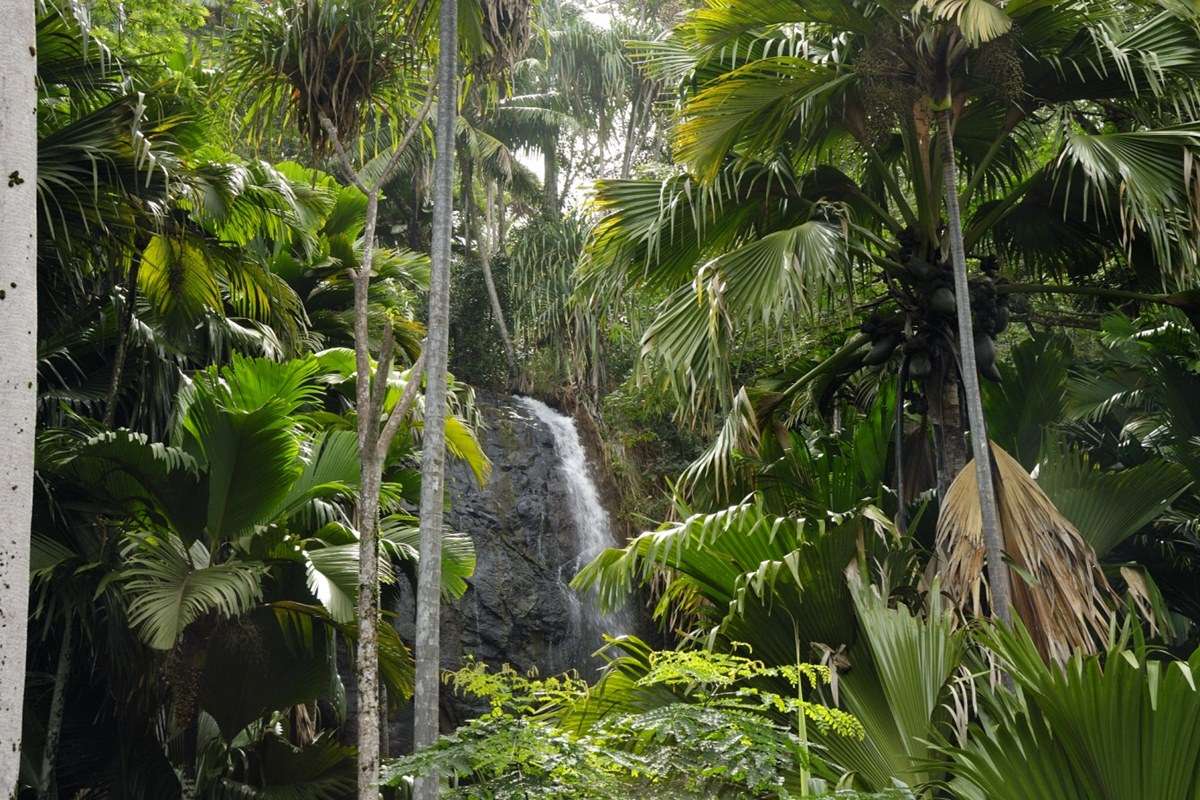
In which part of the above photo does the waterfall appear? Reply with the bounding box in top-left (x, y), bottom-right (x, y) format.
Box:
top-left (515, 397), bottom-right (633, 651)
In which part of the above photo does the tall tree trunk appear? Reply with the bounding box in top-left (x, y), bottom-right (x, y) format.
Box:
top-left (620, 86), bottom-right (641, 180)
top-left (496, 191), bottom-right (507, 257)
top-left (939, 108), bottom-right (1013, 623)
top-left (543, 129), bottom-right (559, 217)
top-left (481, 180), bottom-right (518, 380)
top-left (354, 193), bottom-right (384, 800)
top-left (38, 622), bottom-right (73, 800)
top-left (317, 76), bottom-right (434, 800)
top-left (103, 259), bottom-right (141, 428)
top-left (413, 0), bottom-right (458, 795)
top-left (929, 359), bottom-right (967, 503)
top-left (0, 11), bottom-right (37, 797)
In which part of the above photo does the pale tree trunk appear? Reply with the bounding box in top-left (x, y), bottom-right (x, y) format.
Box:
top-left (481, 179), bottom-right (518, 380)
top-left (352, 192), bottom-right (384, 799)
top-left (620, 91), bottom-right (639, 180)
top-left (319, 81), bottom-right (435, 800)
top-left (939, 108), bottom-right (1012, 623)
top-left (496, 194), bottom-right (507, 257)
top-left (0, 10), bottom-right (37, 798)
top-left (38, 622), bottom-right (73, 800)
top-left (412, 0), bottom-right (458, 794)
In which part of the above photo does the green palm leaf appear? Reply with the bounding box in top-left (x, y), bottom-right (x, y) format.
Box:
top-left (123, 535), bottom-right (265, 650)
top-left (943, 624), bottom-right (1200, 799)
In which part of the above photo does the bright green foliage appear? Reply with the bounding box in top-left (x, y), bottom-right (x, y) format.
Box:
top-left (943, 625), bottom-right (1200, 799)
top-left (384, 645), bottom-right (863, 798)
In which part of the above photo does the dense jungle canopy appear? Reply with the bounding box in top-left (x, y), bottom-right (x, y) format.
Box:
top-left (4, 0), bottom-right (1200, 797)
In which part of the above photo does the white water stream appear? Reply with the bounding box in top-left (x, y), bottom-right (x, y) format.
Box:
top-left (515, 397), bottom-right (633, 648)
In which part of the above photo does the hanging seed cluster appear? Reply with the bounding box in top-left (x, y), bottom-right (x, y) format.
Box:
top-left (972, 35), bottom-right (1025, 103)
top-left (856, 32), bottom-right (918, 145)
top-left (860, 228), bottom-right (1011, 384)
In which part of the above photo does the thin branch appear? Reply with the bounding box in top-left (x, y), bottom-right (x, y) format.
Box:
top-left (374, 78), bottom-right (438, 191)
top-left (318, 114), bottom-right (370, 194)
top-left (368, 322), bottom-right (397, 431)
top-left (375, 349), bottom-right (427, 464)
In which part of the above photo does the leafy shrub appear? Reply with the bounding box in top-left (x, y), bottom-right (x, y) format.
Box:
top-left (382, 645), bottom-right (863, 798)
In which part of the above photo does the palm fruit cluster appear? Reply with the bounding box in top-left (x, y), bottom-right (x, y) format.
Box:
top-left (860, 228), bottom-right (1010, 382)
top-left (972, 35), bottom-right (1025, 104)
top-left (967, 259), bottom-right (1011, 381)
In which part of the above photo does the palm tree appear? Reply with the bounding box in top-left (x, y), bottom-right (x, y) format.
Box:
top-left (0, 3), bottom-right (37, 794)
top-left (582, 0), bottom-right (1200, 621)
top-left (34, 353), bottom-right (484, 796)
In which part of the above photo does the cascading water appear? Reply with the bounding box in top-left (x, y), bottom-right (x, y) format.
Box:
top-left (515, 397), bottom-right (633, 656)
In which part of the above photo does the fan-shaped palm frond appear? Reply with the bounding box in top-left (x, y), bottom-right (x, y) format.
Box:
top-left (123, 534), bottom-right (265, 650)
top-left (941, 624), bottom-right (1200, 800)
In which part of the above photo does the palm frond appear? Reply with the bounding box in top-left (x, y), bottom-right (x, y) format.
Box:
top-left (936, 443), bottom-right (1114, 662)
top-left (123, 535), bottom-right (264, 650)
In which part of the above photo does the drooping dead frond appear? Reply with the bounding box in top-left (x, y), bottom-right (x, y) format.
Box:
top-left (478, 0), bottom-right (534, 79)
top-left (936, 442), bottom-right (1114, 663)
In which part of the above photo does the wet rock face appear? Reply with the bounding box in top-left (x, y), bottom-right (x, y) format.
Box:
top-left (439, 394), bottom-right (588, 677)
top-left (383, 393), bottom-right (595, 751)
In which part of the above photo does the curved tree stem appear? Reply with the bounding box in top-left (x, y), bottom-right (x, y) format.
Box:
top-left (939, 108), bottom-right (1013, 625)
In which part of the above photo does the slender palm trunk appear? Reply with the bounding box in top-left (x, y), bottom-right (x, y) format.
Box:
top-left (939, 108), bottom-right (1012, 623)
top-left (38, 622), bottom-right (73, 800)
top-left (481, 180), bottom-right (518, 379)
top-left (103, 259), bottom-right (141, 428)
top-left (413, 0), bottom-right (458, 795)
top-left (354, 193), bottom-right (384, 800)
top-left (543, 129), bottom-right (559, 216)
top-left (0, 11), bottom-right (38, 797)
top-left (497, 195), bottom-right (508, 257)
top-left (620, 87), bottom-right (640, 180)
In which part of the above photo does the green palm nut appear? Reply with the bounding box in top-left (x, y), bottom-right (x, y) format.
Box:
top-left (908, 352), bottom-right (933, 379)
top-left (930, 286), bottom-right (957, 315)
top-left (863, 333), bottom-right (900, 366)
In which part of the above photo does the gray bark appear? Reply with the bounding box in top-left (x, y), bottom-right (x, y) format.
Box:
top-left (543, 130), bottom-right (559, 216)
top-left (0, 10), bottom-right (37, 797)
top-left (38, 623), bottom-right (73, 800)
top-left (354, 193), bottom-right (384, 800)
top-left (939, 109), bottom-right (1013, 623)
top-left (319, 81), bottom-right (434, 800)
top-left (412, 0), bottom-right (459, 794)
top-left (481, 180), bottom-right (518, 379)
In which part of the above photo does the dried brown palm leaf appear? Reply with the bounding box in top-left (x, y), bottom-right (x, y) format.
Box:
top-left (936, 442), bottom-right (1114, 663)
